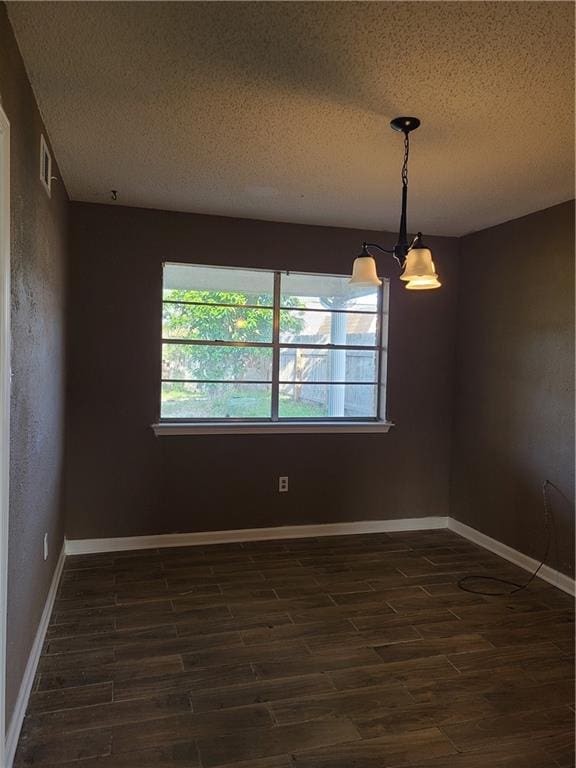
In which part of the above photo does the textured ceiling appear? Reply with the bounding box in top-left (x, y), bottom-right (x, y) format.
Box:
top-left (7, 1), bottom-right (575, 236)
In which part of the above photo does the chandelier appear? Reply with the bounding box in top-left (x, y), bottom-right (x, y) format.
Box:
top-left (350, 117), bottom-right (441, 290)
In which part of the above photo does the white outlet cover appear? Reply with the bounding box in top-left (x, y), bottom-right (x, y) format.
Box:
top-left (43, 532), bottom-right (48, 560)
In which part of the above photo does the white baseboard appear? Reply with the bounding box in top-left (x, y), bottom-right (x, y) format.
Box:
top-left (65, 516), bottom-right (449, 555)
top-left (65, 516), bottom-right (574, 597)
top-left (5, 543), bottom-right (65, 768)
top-left (448, 518), bottom-right (575, 597)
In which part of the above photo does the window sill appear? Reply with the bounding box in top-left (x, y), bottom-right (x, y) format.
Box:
top-left (152, 421), bottom-right (394, 436)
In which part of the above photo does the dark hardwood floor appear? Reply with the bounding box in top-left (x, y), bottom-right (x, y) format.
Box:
top-left (15, 529), bottom-right (575, 767)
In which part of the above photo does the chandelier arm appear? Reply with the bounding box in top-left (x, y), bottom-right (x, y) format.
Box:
top-left (363, 232), bottom-right (422, 258)
top-left (363, 242), bottom-right (394, 255)
top-left (362, 242), bottom-right (403, 270)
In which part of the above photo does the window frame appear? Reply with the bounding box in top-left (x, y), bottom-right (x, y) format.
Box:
top-left (155, 262), bottom-right (392, 433)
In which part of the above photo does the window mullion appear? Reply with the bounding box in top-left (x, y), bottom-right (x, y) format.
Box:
top-left (271, 272), bottom-right (281, 420)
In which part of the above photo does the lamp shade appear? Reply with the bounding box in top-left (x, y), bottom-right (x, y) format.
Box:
top-left (400, 246), bottom-right (438, 282)
top-left (405, 275), bottom-right (442, 290)
top-left (349, 255), bottom-right (382, 286)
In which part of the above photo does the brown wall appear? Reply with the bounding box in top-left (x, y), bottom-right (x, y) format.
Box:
top-left (66, 202), bottom-right (460, 540)
top-left (0, 5), bottom-right (68, 723)
top-left (451, 200), bottom-right (575, 577)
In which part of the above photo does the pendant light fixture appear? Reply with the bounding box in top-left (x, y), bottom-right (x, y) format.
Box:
top-left (350, 117), bottom-right (441, 290)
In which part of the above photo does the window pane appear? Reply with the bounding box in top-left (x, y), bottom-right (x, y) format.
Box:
top-left (279, 383), bottom-right (377, 418)
top-left (161, 382), bottom-right (271, 419)
top-left (164, 264), bottom-right (273, 306)
top-left (279, 348), bottom-right (377, 383)
top-left (281, 272), bottom-right (378, 312)
top-left (163, 303), bottom-right (273, 342)
top-left (280, 309), bottom-right (377, 346)
top-left (163, 344), bottom-right (273, 381)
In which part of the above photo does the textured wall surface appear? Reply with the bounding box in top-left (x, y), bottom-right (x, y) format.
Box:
top-left (0, 4), bottom-right (68, 723)
top-left (66, 202), bottom-right (459, 540)
top-left (451, 201), bottom-right (575, 577)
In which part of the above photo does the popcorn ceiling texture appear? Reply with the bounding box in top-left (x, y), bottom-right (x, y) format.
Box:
top-left (8, 1), bottom-right (575, 235)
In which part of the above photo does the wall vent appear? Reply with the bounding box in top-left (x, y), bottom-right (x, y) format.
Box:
top-left (39, 135), bottom-right (52, 197)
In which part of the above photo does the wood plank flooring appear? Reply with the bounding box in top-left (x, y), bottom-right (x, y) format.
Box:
top-left (15, 529), bottom-right (575, 767)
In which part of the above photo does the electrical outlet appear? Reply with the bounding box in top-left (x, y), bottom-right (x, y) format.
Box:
top-left (43, 532), bottom-right (48, 561)
top-left (279, 476), bottom-right (289, 493)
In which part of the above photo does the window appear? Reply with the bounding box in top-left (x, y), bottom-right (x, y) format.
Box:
top-left (160, 263), bottom-right (389, 428)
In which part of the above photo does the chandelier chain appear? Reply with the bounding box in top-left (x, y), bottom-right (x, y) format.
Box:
top-left (401, 132), bottom-right (410, 188)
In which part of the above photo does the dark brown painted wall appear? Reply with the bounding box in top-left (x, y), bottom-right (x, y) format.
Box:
top-left (66, 203), bottom-right (459, 540)
top-left (0, 5), bottom-right (68, 723)
top-left (452, 201), bottom-right (575, 577)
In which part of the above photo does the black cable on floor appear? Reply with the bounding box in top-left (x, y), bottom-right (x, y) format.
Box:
top-left (457, 479), bottom-right (561, 597)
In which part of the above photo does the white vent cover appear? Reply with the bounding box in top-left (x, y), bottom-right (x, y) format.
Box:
top-left (39, 134), bottom-right (51, 197)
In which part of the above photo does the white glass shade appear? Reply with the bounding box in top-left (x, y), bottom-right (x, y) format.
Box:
top-left (405, 275), bottom-right (442, 290)
top-left (400, 246), bottom-right (438, 282)
top-left (349, 256), bottom-right (382, 287)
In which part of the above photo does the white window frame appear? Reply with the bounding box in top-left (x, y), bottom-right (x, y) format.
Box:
top-left (153, 263), bottom-right (393, 435)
